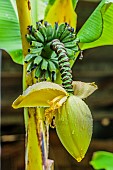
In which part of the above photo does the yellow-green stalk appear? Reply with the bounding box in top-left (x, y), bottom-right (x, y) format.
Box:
top-left (16, 1), bottom-right (50, 169)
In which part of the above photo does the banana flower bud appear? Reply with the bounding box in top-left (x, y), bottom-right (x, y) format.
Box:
top-left (56, 95), bottom-right (93, 162)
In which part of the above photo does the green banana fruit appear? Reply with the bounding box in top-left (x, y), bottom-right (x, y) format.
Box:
top-left (59, 28), bottom-right (71, 41)
top-left (46, 24), bottom-right (54, 41)
top-left (64, 40), bottom-right (78, 48)
top-left (34, 55), bottom-right (43, 65)
top-left (24, 54), bottom-right (37, 63)
top-left (50, 51), bottom-right (57, 59)
top-left (27, 62), bottom-right (36, 72)
top-left (48, 60), bottom-right (56, 72)
top-left (56, 23), bottom-right (66, 39)
top-left (28, 25), bottom-right (36, 35)
top-left (41, 59), bottom-right (48, 70)
top-left (36, 21), bottom-right (42, 29)
top-left (65, 48), bottom-right (75, 58)
top-left (26, 34), bottom-right (36, 42)
top-left (51, 59), bottom-right (59, 69)
top-left (67, 38), bottom-right (80, 50)
top-left (35, 66), bottom-right (41, 78)
top-left (36, 22), bottom-right (48, 42)
top-left (62, 33), bottom-right (75, 43)
top-left (68, 45), bottom-right (79, 51)
top-left (28, 47), bottom-right (43, 54)
top-left (30, 41), bottom-right (43, 48)
top-left (52, 22), bottom-right (58, 39)
top-left (34, 30), bottom-right (44, 43)
top-left (44, 70), bottom-right (49, 80)
top-left (50, 53), bottom-right (58, 68)
top-left (55, 95), bottom-right (93, 162)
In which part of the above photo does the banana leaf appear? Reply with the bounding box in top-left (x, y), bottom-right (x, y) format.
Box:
top-left (77, 0), bottom-right (113, 50)
top-left (0, 0), bottom-right (47, 65)
top-left (90, 151), bottom-right (113, 170)
top-left (0, 0), bottom-right (23, 64)
top-left (30, 0), bottom-right (47, 26)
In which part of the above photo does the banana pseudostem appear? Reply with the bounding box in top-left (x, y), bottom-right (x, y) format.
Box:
top-left (16, 1), bottom-right (51, 170)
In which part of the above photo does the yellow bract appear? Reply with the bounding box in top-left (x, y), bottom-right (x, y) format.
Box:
top-left (12, 82), bottom-right (68, 109)
top-left (44, 0), bottom-right (77, 29)
top-left (12, 81), bottom-right (97, 109)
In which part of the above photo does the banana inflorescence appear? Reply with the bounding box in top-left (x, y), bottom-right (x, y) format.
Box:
top-left (25, 22), bottom-right (79, 84)
top-left (23, 22), bottom-right (96, 163)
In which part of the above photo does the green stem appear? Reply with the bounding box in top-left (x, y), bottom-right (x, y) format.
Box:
top-left (16, 1), bottom-right (52, 170)
top-left (16, 0), bottom-right (32, 129)
top-left (26, 108), bottom-right (43, 170)
top-left (36, 108), bottom-right (49, 162)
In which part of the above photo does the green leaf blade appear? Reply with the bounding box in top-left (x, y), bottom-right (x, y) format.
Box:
top-left (77, 1), bottom-right (103, 43)
top-left (77, 0), bottom-right (113, 50)
top-left (0, 0), bottom-right (23, 64)
top-left (31, 0), bottom-right (47, 26)
top-left (90, 151), bottom-right (113, 170)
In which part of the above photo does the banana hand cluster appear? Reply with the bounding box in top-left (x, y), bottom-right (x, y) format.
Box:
top-left (25, 22), bottom-right (79, 82)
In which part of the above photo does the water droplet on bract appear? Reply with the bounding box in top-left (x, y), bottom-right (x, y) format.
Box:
top-left (80, 148), bottom-right (83, 155)
top-left (76, 157), bottom-right (82, 162)
top-left (72, 130), bottom-right (75, 134)
top-left (80, 148), bottom-right (83, 151)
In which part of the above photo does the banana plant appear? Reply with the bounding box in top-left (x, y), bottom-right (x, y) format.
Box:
top-left (0, 0), bottom-right (113, 170)
top-left (90, 151), bottom-right (113, 170)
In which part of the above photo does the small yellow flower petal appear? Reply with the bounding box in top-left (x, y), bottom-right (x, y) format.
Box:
top-left (49, 95), bottom-right (65, 106)
top-left (45, 95), bottom-right (68, 126)
top-left (56, 96), bottom-right (68, 108)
